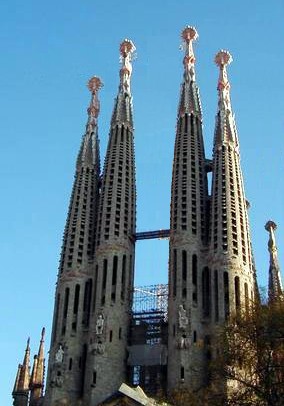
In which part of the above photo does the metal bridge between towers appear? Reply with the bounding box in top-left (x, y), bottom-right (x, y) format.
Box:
top-left (134, 229), bottom-right (170, 241)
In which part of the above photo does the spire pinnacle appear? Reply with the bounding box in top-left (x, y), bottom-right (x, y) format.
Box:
top-left (215, 50), bottom-right (233, 112)
top-left (23, 337), bottom-right (31, 367)
top-left (265, 220), bottom-right (283, 302)
top-left (86, 76), bottom-right (103, 132)
top-left (213, 50), bottom-right (239, 147)
top-left (111, 39), bottom-right (136, 127)
top-left (181, 26), bottom-right (198, 82)
top-left (13, 337), bottom-right (31, 395)
top-left (119, 39), bottom-right (136, 95)
top-left (30, 328), bottom-right (45, 400)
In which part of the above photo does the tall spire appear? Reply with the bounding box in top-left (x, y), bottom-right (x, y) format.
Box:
top-left (111, 39), bottom-right (136, 127)
top-left (89, 38), bottom-right (137, 405)
top-left (265, 220), bottom-right (283, 303)
top-left (58, 76), bottom-right (102, 275)
top-left (182, 25), bottom-right (197, 82)
top-left (45, 77), bottom-right (102, 406)
top-left (214, 50), bottom-right (238, 147)
top-left (178, 26), bottom-right (201, 117)
top-left (13, 338), bottom-right (31, 392)
top-left (209, 49), bottom-right (254, 320)
top-left (215, 50), bottom-right (233, 112)
top-left (77, 76), bottom-right (102, 170)
top-left (168, 25), bottom-right (209, 391)
top-left (12, 338), bottom-right (31, 406)
top-left (30, 328), bottom-right (45, 404)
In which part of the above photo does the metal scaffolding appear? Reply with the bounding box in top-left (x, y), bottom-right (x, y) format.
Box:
top-left (132, 284), bottom-right (168, 320)
top-left (129, 284), bottom-right (169, 395)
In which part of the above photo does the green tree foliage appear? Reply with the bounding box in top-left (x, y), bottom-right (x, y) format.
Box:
top-left (211, 301), bottom-right (284, 405)
top-left (160, 301), bottom-right (284, 406)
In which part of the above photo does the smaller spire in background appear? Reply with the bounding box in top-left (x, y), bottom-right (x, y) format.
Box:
top-left (13, 338), bottom-right (31, 392)
top-left (12, 338), bottom-right (31, 406)
top-left (86, 76), bottom-right (103, 132)
top-left (265, 220), bottom-right (283, 303)
top-left (77, 76), bottom-right (102, 170)
top-left (30, 328), bottom-right (45, 403)
top-left (181, 26), bottom-right (198, 82)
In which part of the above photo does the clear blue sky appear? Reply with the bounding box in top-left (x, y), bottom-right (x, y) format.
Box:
top-left (1, 1), bottom-right (283, 403)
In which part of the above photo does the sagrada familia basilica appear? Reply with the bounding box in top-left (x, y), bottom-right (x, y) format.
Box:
top-left (12, 26), bottom-right (283, 406)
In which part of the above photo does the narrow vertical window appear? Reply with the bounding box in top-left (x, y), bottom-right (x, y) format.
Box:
top-left (103, 259), bottom-right (107, 289)
top-left (192, 254), bottom-right (198, 304)
top-left (112, 256), bottom-right (118, 285)
top-left (92, 371), bottom-right (97, 385)
top-left (83, 279), bottom-right (92, 327)
top-left (62, 287), bottom-right (69, 335)
top-left (52, 294), bottom-right (60, 344)
top-left (173, 249), bottom-right (177, 297)
top-left (69, 358), bottom-right (73, 371)
top-left (234, 276), bottom-right (240, 312)
top-left (111, 256), bottom-right (118, 302)
top-left (180, 366), bottom-right (185, 380)
top-left (202, 267), bottom-right (211, 317)
top-left (119, 327), bottom-right (122, 339)
top-left (128, 255), bottom-right (133, 300)
top-left (244, 282), bottom-right (249, 313)
top-left (73, 284), bottom-right (80, 315)
top-left (109, 330), bottom-right (113, 342)
top-left (101, 259), bottom-right (107, 305)
top-left (93, 265), bottom-right (98, 311)
top-left (63, 287), bottom-right (70, 318)
top-left (121, 255), bottom-right (126, 301)
top-left (214, 270), bottom-right (219, 322)
top-left (80, 345), bottom-right (87, 397)
top-left (72, 284), bottom-right (80, 331)
top-left (182, 250), bottom-right (187, 281)
top-left (224, 271), bottom-right (229, 320)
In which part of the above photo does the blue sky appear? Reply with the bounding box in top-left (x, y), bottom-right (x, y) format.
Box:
top-left (1, 1), bottom-right (283, 403)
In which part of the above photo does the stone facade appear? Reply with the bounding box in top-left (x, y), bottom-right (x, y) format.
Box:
top-left (12, 27), bottom-right (283, 406)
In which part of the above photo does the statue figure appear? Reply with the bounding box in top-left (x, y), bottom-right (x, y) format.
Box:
top-left (179, 334), bottom-right (190, 349)
top-left (55, 345), bottom-right (64, 363)
top-left (55, 375), bottom-right (63, 387)
top-left (96, 314), bottom-right (104, 335)
top-left (178, 304), bottom-right (188, 330)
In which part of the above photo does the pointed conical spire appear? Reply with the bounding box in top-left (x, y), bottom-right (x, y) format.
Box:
top-left (178, 26), bottom-right (201, 117)
top-left (209, 50), bottom-right (255, 320)
top-left (12, 338), bottom-right (30, 406)
top-left (13, 338), bottom-right (31, 393)
top-left (111, 39), bottom-right (136, 127)
top-left (90, 38), bottom-right (137, 404)
top-left (214, 50), bottom-right (238, 147)
top-left (30, 328), bottom-right (45, 403)
top-left (77, 76), bottom-right (102, 170)
top-left (265, 221), bottom-right (283, 303)
top-left (168, 26), bottom-right (209, 390)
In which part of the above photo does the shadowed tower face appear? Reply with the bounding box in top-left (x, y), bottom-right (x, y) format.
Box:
top-left (85, 39), bottom-right (137, 405)
top-left (168, 26), bottom-right (209, 390)
top-left (209, 51), bottom-right (255, 323)
top-left (44, 78), bottom-right (102, 405)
